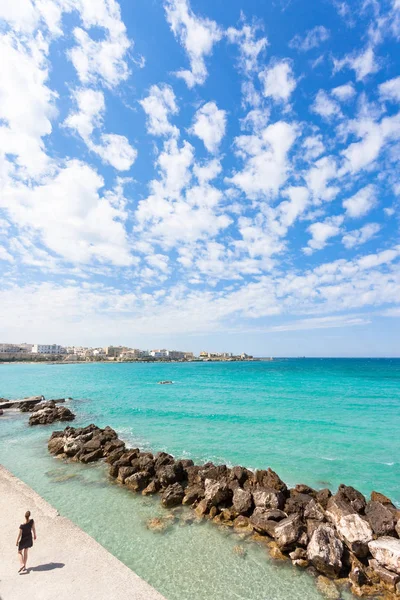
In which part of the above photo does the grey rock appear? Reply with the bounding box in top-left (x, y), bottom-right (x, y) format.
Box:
top-left (307, 524), bottom-right (344, 578)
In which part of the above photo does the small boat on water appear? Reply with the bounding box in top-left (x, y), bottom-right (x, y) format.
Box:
top-left (158, 380), bottom-right (173, 385)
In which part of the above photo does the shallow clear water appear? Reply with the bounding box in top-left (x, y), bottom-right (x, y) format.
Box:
top-left (1, 359), bottom-right (399, 599)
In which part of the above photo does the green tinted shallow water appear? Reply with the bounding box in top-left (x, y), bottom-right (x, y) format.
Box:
top-left (1, 359), bottom-right (399, 599)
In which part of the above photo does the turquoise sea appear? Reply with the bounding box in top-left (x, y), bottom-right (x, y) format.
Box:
top-left (1, 359), bottom-right (399, 600)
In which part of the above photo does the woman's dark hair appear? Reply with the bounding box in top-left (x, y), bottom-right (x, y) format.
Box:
top-left (25, 511), bottom-right (31, 521)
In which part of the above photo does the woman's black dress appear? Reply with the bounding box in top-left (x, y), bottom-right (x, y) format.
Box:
top-left (18, 520), bottom-right (34, 551)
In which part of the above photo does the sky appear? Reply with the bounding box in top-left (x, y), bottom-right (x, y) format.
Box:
top-left (0, 0), bottom-right (400, 357)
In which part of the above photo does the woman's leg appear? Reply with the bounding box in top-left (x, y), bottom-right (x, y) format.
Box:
top-left (23, 548), bottom-right (28, 569)
top-left (18, 550), bottom-right (24, 570)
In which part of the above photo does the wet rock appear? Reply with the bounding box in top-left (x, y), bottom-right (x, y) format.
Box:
top-left (232, 488), bottom-right (253, 515)
top-left (274, 514), bottom-right (303, 551)
top-left (290, 547), bottom-right (307, 561)
top-left (307, 524), bottom-right (344, 578)
top-left (326, 494), bottom-right (355, 523)
top-left (316, 488), bottom-right (332, 509)
top-left (117, 466), bottom-right (135, 484)
top-left (316, 575), bottom-right (340, 599)
top-left (250, 508), bottom-right (279, 537)
top-left (337, 484), bottom-right (366, 514)
top-left (371, 491), bottom-right (394, 505)
top-left (254, 468), bottom-right (287, 494)
top-left (369, 559), bottom-right (400, 589)
top-left (103, 439), bottom-right (125, 455)
top-left (349, 555), bottom-right (373, 588)
top-left (304, 499), bottom-right (326, 522)
top-left (157, 463), bottom-right (184, 488)
top-left (365, 501), bottom-right (396, 537)
top-left (368, 537), bottom-right (400, 575)
top-left (268, 541), bottom-right (288, 561)
top-left (81, 448), bottom-right (103, 463)
top-left (334, 513), bottom-right (373, 558)
top-left (233, 515), bottom-right (253, 532)
top-left (106, 449), bottom-right (125, 464)
top-left (194, 498), bottom-right (210, 518)
top-left (263, 509), bottom-right (287, 522)
top-left (154, 452), bottom-right (174, 470)
top-left (204, 479), bottom-right (233, 506)
top-left (229, 466), bottom-right (252, 487)
top-left (138, 455), bottom-right (155, 475)
top-left (186, 465), bottom-right (201, 485)
top-left (253, 487), bottom-right (285, 510)
top-left (125, 471), bottom-right (151, 492)
top-left (64, 439), bottom-right (82, 457)
top-left (142, 479), bottom-right (160, 495)
top-left (396, 520), bottom-right (400, 538)
top-left (47, 436), bottom-right (65, 455)
top-left (84, 437), bottom-right (102, 452)
top-left (161, 482), bottom-right (185, 508)
top-left (182, 485), bottom-right (204, 506)
top-left (147, 516), bottom-right (173, 533)
top-left (29, 405), bottom-right (75, 426)
top-left (285, 493), bottom-right (313, 516)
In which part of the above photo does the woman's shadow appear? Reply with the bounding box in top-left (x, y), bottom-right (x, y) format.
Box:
top-left (28, 562), bottom-right (65, 572)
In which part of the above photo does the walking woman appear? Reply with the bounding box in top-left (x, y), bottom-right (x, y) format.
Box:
top-left (16, 511), bottom-right (37, 573)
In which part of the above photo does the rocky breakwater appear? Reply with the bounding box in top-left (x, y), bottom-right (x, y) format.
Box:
top-left (48, 425), bottom-right (400, 599)
top-left (29, 400), bottom-right (75, 426)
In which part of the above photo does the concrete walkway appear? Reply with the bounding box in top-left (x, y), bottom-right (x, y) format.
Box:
top-left (0, 465), bottom-right (167, 600)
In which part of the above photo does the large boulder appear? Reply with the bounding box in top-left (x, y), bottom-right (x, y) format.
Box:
top-left (365, 501), bottom-right (396, 537)
top-left (253, 487), bottom-right (285, 510)
top-left (336, 484), bottom-right (366, 514)
top-left (204, 479), bottom-right (232, 506)
top-left (274, 514), bottom-right (303, 551)
top-left (232, 488), bottom-right (253, 515)
top-left (161, 483), bottom-right (185, 508)
top-left (326, 496), bottom-right (373, 559)
top-left (80, 448), bottom-right (103, 463)
top-left (29, 405), bottom-right (75, 426)
top-left (47, 436), bottom-right (65, 455)
top-left (368, 537), bottom-right (400, 575)
top-left (182, 485), bottom-right (204, 506)
top-left (285, 493), bottom-right (313, 516)
top-left (307, 524), bottom-right (344, 578)
top-left (316, 488), bottom-right (332, 509)
top-left (250, 508), bottom-right (279, 537)
top-left (125, 471), bottom-right (151, 492)
top-left (304, 499), bottom-right (326, 521)
top-left (254, 468), bottom-right (287, 494)
top-left (334, 514), bottom-right (373, 558)
top-left (157, 463), bottom-right (184, 488)
top-left (229, 466), bottom-right (252, 487)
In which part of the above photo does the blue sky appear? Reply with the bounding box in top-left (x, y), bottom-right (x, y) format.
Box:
top-left (0, 0), bottom-right (400, 356)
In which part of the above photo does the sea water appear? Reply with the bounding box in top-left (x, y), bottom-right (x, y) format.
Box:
top-left (1, 359), bottom-right (399, 599)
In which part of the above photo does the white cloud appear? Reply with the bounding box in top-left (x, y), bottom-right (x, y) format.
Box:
top-left (227, 22), bottom-right (268, 73)
top-left (278, 186), bottom-right (310, 227)
top-left (342, 222), bottom-right (380, 248)
top-left (334, 46), bottom-right (379, 81)
top-left (304, 215), bottom-right (344, 253)
top-left (311, 90), bottom-right (341, 119)
top-left (0, 244), bottom-right (14, 262)
top-left (302, 134), bottom-right (325, 161)
top-left (341, 112), bottom-right (400, 174)
top-left (190, 101), bottom-right (227, 153)
top-left (289, 25), bottom-right (330, 52)
top-left (1, 160), bottom-right (133, 265)
top-left (140, 84), bottom-right (179, 138)
top-left (305, 156), bottom-right (339, 203)
top-left (343, 184), bottom-right (377, 217)
top-left (331, 82), bottom-right (356, 101)
top-left (0, 31), bottom-right (57, 177)
top-left (90, 134), bottom-right (137, 171)
top-left (267, 315), bottom-right (369, 332)
top-left (259, 59), bottom-right (296, 102)
top-left (228, 121), bottom-right (298, 200)
top-left (164, 0), bottom-right (222, 88)
top-left (64, 88), bottom-right (137, 171)
top-left (379, 76), bottom-right (400, 102)
top-left (67, 0), bottom-right (132, 89)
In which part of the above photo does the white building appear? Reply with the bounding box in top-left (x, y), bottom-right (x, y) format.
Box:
top-left (149, 349), bottom-right (168, 358)
top-left (31, 344), bottom-right (66, 354)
